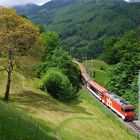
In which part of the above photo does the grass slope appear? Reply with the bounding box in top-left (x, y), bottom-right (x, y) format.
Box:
top-left (10, 89), bottom-right (137, 140)
top-left (0, 72), bottom-right (55, 140)
top-left (0, 100), bottom-right (55, 140)
top-left (0, 68), bottom-right (138, 140)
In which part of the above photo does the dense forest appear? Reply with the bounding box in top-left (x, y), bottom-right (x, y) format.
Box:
top-left (15, 0), bottom-right (140, 59)
top-left (104, 27), bottom-right (140, 107)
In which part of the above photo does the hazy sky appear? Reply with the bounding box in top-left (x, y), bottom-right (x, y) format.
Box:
top-left (125, 0), bottom-right (140, 2)
top-left (0, 0), bottom-right (52, 7)
top-left (0, 0), bottom-right (140, 7)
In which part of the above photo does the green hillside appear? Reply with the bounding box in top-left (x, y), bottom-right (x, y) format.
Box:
top-left (0, 72), bottom-right (138, 140)
top-left (15, 0), bottom-right (140, 59)
top-left (1, 5), bottom-right (140, 139)
top-left (0, 99), bottom-right (55, 140)
top-left (0, 54), bottom-right (138, 139)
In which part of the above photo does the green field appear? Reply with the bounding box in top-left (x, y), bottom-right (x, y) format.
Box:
top-left (83, 60), bottom-right (109, 86)
top-left (10, 89), bottom-right (138, 140)
top-left (0, 98), bottom-right (55, 140)
top-left (0, 66), bottom-right (138, 140)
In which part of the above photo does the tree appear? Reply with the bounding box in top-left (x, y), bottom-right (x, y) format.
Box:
top-left (42, 68), bottom-right (78, 102)
top-left (35, 24), bottom-right (46, 33)
top-left (106, 27), bottom-right (140, 106)
top-left (40, 32), bottom-right (60, 61)
top-left (104, 36), bottom-right (120, 64)
top-left (0, 8), bottom-right (39, 101)
top-left (36, 32), bottom-right (60, 77)
top-left (50, 47), bottom-right (81, 92)
top-left (37, 46), bottom-right (81, 92)
top-left (36, 32), bottom-right (81, 92)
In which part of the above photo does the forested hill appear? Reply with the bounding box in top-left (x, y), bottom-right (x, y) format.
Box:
top-left (14, 0), bottom-right (140, 59)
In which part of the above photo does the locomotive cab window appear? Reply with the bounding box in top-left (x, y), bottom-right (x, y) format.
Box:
top-left (122, 108), bottom-right (134, 112)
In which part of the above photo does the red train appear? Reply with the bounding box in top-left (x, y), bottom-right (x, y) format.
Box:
top-left (74, 60), bottom-right (135, 121)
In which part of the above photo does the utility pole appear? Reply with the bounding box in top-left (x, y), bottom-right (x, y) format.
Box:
top-left (138, 70), bottom-right (140, 120)
top-left (86, 52), bottom-right (88, 74)
top-left (70, 47), bottom-right (73, 56)
top-left (91, 58), bottom-right (94, 79)
top-left (82, 52), bottom-right (88, 73)
top-left (70, 48), bottom-right (71, 56)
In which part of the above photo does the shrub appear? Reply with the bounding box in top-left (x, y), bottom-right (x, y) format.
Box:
top-left (42, 68), bottom-right (77, 102)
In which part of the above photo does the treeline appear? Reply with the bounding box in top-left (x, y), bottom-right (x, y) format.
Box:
top-left (15, 0), bottom-right (140, 59)
top-left (37, 32), bottom-right (80, 102)
top-left (104, 27), bottom-right (140, 107)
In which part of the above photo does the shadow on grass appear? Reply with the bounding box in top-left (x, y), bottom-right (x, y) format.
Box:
top-left (0, 99), bottom-right (56, 140)
top-left (10, 90), bottom-right (92, 115)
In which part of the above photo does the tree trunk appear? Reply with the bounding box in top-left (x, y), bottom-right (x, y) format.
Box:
top-left (4, 70), bottom-right (12, 101)
top-left (4, 51), bottom-right (13, 101)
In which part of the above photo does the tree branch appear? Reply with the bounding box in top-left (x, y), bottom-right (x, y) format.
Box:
top-left (0, 69), bottom-right (6, 72)
top-left (0, 68), bottom-right (8, 73)
top-left (0, 62), bottom-right (9, 73)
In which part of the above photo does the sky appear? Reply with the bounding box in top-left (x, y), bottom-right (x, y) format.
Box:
top-left (125, 0), bottom-right (140, 2)
top-left (0, 0), bottom-right (140, 7)
top-left (0, 0), bottom-right (52, 7)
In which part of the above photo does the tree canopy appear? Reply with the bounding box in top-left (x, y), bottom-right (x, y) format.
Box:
top-left (36, 31), bottom-right (81, 101)
top-left (0, 8), bottom-right (39, 100)
top-left (15, 0), bottom-right (140, 59)
top-left (37, 32), bottom-right (80, 93)
top-left (104, 27), bottom-right (140, 107)
top-left (42, 68), bottom-right (78, 102)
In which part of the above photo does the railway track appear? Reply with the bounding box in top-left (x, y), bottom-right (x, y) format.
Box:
top-left (127, 122), bottom-right (140, 135)
top-left (76, 59), bottom-right (139, 137)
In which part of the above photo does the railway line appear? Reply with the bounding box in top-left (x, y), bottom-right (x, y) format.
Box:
top-left (83, 84), bottom-right (140, 137)
top-left (127, 122), bottom-right (140, 135)
top-left (74, 59), bottom-right (140, 137)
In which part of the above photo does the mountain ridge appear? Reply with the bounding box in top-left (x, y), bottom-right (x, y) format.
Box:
top-left (14, 3), bottom-right (40, 15)
top-left (14, 0), bottom-right (140, 59)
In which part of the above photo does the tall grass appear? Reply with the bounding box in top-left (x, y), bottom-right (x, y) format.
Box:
top-left (0, 100), bottom-right (55, 140)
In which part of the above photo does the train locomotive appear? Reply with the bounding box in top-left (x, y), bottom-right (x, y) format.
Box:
top-left (74, 60), bottom-right (135, 121)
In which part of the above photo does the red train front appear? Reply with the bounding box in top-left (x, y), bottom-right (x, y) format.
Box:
top-left (101, 93), bottom-right (135, 121)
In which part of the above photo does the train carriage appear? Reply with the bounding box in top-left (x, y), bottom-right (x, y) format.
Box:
top-left (87, 80), bottom-right (108, 100)
top-left (82, 72), bottom-right (91, 82)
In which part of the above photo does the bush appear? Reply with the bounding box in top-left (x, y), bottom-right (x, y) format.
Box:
top-left (37, 46), bottom-right (81, 92)
top-left (42, 68), bottom-right (78, 102)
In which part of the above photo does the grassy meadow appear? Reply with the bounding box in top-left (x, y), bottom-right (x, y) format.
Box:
top-left (0, 63), bottom-right (138, 140)
top-left (0, 97), bottom-right (55, 140)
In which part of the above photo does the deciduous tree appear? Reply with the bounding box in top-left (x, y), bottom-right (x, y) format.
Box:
top-left (0, 8), bottom-right (38, 100)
